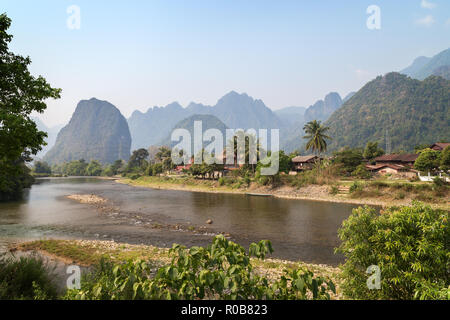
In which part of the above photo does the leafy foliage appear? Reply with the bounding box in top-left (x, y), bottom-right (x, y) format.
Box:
top-left (439, 146), bottom-right (450, 172)
top-left (414, 149), bottom-right (441, 173)
top-left (33, 161), bottom-right (52, 174)
top-left (0, 253), bottom-right (59, 300)
top-left (332, 147), bottom-right (364, 175)
top-left (0, 14), bottom-right (61, 200)
top-left (66, 235), bottom-right (335, 300)
top-left (363, 141), bottom-right (385, 161)
top-left (303, 120), bottom-right (331, 155)
top-left (336, 202), bottom-right (449, 300)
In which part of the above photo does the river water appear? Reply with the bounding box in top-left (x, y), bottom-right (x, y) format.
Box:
top-left (0, 177), bottom-right (364, 265)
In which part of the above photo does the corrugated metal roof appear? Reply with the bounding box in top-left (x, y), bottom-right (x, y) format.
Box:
top-left (374, 153), bottom-right (418, 162)
top-left (291, 155), bottom-right (318, 163)
top-left (431, 142), bottom-right (450, 150)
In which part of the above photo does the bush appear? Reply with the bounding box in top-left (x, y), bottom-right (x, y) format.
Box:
top-left (352, 164), bottom-right (372, 179)
top-left (67, 236), bottom-right (335, 300)
top-left (218, 177), bottom-right (225, 186)
top-left (433, 176), bottom-right (447, 187)
top-left (258, 175), bottom-right (270, 186)
top-left (0, 254), bottom-right (59, 299)
top-left (349, 181), bottom-right (364, 193)
top-left (329, 185), bottom-right (339, 195)
top-left (394, 191), bottom-right (405, 200)
top-left (336, 202), bottom-right (449, 300)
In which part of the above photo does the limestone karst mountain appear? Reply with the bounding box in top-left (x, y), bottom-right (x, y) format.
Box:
top-left (44, 98), bottom-right (131, 164)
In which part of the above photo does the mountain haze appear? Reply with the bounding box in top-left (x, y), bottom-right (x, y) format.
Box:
top-left (128, 91), bottom-right (284, 151)
top-left (304, 92), bottom-right (343, 123)
top-left (159, 114), bottom-right (228, 151)
top-left (401, 48), bottom-right (450, 80)
top-left (44, 98), bottom-right (131, 164)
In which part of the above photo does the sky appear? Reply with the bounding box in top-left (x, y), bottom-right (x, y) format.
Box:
top-left (2, 0), bottom-right (449, 126)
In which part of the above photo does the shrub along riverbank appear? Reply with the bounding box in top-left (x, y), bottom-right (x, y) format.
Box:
top-left (118, 174), bottom-right (450, 210)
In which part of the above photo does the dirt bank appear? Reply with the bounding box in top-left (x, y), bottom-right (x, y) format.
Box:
top-left (118, 176), bottom-right (449, 209)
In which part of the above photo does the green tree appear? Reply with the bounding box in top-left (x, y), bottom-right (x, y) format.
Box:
top-left (303, 120), bottom-right (331, 155)
top-left (152, 163), bottom-right (163, 176)
top-left (332, 147), bottom-right (364, 175)
top-left (0, 14), bottom-right (61, 200)
top-left (440, 146), bottom-right (450, 172)
top-left (414, 149), bottom-right (441, 173)
top-left (64, 159), bottom-right (88, 176)
top-left (363, 141), bottom-right (384, 161)
top-left (127, 149), bottom-right (149, 172)
top-left (86, 160), bottom-right (103, 176)
top-left (278, 150), bottom-right (292, 174)
top-left (111, 160), bottom-right (124, 174)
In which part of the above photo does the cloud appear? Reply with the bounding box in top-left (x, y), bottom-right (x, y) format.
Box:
top-left (421, 0), bottom-right (436, 9)
top-left (415, 15), bottom-right (435, 26)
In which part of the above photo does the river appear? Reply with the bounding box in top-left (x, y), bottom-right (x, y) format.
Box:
top-left (0, 177), bottom-right (365, 265)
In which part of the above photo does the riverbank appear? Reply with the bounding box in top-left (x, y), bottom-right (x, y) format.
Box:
top-left (118, 175), bottom-right (450, 210)
top-left (12, 239), bottom-right (343, 299)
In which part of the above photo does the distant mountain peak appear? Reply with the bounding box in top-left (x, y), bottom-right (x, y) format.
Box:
top-left (401, 47), bottom-right (450, 80)
top-left (304, 92), bottom-right (343, 123)
top-left (218, 91), bottom-right (252, 104)
top-left (128, 91), bottom-right (283, 150)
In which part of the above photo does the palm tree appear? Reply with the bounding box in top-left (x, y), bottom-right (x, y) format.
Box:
top-left (303, 120), bottom-right (331, 155)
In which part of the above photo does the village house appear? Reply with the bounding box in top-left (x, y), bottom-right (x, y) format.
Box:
top-left (366, 153), bottom-right (419, 178)
top-left (430, 142), bottom-right (450, 151)
top-left (291, 155), bottom-right (322, 172)
top-left (373, 153), bottom-right (418, 167)
top-left (365, 163), bottom-right (418, 179)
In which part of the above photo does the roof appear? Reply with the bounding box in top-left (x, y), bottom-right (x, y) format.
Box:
top-left (365, 163), bottom-right (410, 171)
top-left (431, 142), bottom-right (450, 150)
top-left (291, 155), bottom-right (319, 163)
top-left (374, 153), bottom-right (418, 163)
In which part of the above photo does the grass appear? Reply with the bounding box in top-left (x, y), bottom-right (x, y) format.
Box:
top-left (118, 174), bottom-right (449, 210)
top-left (18, 240), bottom-right (170, 267)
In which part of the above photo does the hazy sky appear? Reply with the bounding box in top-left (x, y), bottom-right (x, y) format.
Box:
top-left (2, 0), bottom-right (449, 126)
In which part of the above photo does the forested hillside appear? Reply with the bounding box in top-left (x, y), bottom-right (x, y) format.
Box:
top-left (325, 73), bottom-right (449, 152)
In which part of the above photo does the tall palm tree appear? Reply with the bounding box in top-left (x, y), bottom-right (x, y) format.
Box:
top-left (303, 120), bottom-right (331, 155)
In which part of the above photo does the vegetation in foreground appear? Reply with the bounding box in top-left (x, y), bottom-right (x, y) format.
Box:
top-left (0, 253), bottom-right (59, 300)
top-left (10, 202), bottom-right (449, 300)
top-left (15, 237), bottom-right (338, 300)
top-left (337, 202), bottom-right (449, 300)
top-left (0, 14), bottom-right (61, 201)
